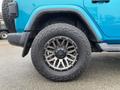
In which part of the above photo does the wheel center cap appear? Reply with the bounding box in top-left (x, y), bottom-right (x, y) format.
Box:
top-left (55, 48), bottom-right (67, 59)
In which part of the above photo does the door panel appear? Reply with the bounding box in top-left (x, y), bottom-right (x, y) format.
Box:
top-left (84, 0), bottom-right (120, 37)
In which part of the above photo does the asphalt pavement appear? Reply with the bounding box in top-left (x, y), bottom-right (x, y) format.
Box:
top-left (1, 40), bottom-right (120, 90)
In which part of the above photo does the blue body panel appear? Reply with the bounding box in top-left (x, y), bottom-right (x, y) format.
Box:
top-left (15, 0), bottom-right (84, 32)
top-left (15, 0), bottom-right (120, 44)
top-left (84, 0), bottom-right (120, 43)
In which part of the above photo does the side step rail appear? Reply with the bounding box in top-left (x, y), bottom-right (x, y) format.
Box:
top-left (99, 43), bottom-right (120, 52)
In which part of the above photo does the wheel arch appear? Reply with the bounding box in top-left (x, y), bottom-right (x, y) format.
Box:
top-left (22, 6), bottom-right (103, 57)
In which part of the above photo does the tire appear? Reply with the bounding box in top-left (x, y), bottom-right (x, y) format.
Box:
top-left (2, 0), bottom-right (16, 32)
top-left (0, 31), bottom-right (8, 39)
top-left (31, 23), bottom-right (91, 82)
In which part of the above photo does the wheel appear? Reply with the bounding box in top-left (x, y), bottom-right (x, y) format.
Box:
top-left (31, 23), bottom-right (91, 82)
top-left (2, 0), bottom-right (16, 32)
top-left (0, 31), bottom-right (8, 39)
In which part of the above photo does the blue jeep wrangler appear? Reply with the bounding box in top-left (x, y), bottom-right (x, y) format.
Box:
top-left (2, 0), bottom-right (119, 81)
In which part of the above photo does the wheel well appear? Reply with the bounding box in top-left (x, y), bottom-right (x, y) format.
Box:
top-left (31, 12), bottom-right (97, 42)
top-left (23, 12), bottom-right (102, 57)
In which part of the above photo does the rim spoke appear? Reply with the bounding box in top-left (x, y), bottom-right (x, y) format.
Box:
top-left (64, 58), bottom-right (70, 67)
top-left (47, 57), bottom-right (57, 62)
top-left (56, 59), bottom-right (65, 69)
top-left (56, 39), bottom-right (61, 46)
top-left (57, 59), bottom-right (61, 68)
top-left (47, 46), bottom-right (55, 50)
top-left (53, 58), bottom-right (57, 67)
top-left (46, 53), bottom-right (54, 59)
top-left (60, 59), bottom-right (65, 68)
top-left (68, 49), bottom-right (76, 54)
top-left (61, 39), bottom-right (66, 46)
top-left (65, 57), bottom-right (74, 62)
top-left (66, 40), bottom-right (69, 47)
top-left (67, 45), bottom-right (75, 49)
top-left (52, 41), bottom-right (57, 48)
top-left (67, 54), bottom-right (76, 59)
top-left (46, 50), bottom-right (54, 54)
